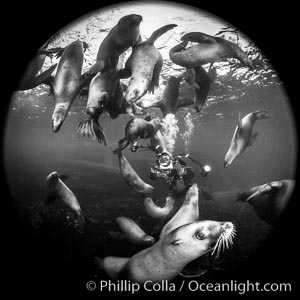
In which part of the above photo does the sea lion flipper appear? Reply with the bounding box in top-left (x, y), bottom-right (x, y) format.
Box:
top-left (147, 24), bottom-right (177, 45)
top-left (247, 132), bottom-right (258, 147)
top-left (181, 32), bottom-right (216, 44)
top-left (94, 257), bottom-right (129, 280)
top-left (58, 174), bottom-right (69, 182)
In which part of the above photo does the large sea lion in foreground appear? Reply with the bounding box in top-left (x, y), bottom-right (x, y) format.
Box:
top-left (120, 24), bottom-right (177, 104)
top-left (169, 32), bottom-right (253, 69)
top-left (224, 110), bottom-right (269, 168)
top-left (51, 41), bottom-right (84, 132)
top-left (87, 14), bottom-right (142, 75)
top-left (236, 179), bottom-right (295, 225)
top-left (113, 116), bottom-right (163, 153)
top-left (185, 66), bottom-right (211, 113)
top-left (116, 217), bottom-right (155, 247)
top-left (144, 195), bottom-right (175, 219)
top-left (117, 151), bottom-right (154, 194)
top-left (159, 183), bottom-right (200, 238)
top-left (46, 171), bottom-right (84, 225)
top-left (95, 220), bottom-right (235, 284)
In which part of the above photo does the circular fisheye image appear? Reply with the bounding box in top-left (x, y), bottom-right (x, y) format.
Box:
top-left (3, 0), bottom-right (297, 295)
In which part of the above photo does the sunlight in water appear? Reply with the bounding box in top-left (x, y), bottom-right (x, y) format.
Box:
top-left (160, 113), bottom-right (179, 154)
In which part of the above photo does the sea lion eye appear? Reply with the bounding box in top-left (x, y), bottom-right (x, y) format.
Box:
top-left (196, 231), bottom-right (206, 240)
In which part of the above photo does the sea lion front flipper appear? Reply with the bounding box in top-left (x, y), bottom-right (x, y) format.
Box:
top-left (94, 257), bottom-right (129, 280)
top-left (247, 132), bottom-right (258, 147)
top-left (87, 60), bottom-right (105, 75)
top-left (124, 174), bottom-right (136, 187)
top-left (147, 24), bottom-right (177, 45)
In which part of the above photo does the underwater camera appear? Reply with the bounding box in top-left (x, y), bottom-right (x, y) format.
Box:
top-left (131, 140), bottom-right (139, 152)
top-left (201, 164), bottom-right (211, 177)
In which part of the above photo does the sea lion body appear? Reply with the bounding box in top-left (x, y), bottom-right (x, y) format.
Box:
top-left (121, 24), bottom-right (177, 104)
top-left (97, 220), bottom-right (235, 283)
top-left (52, 41), bottom-right (84, 132)
top-left (116, 217), bottom-right (155, 246)
top-left (224, 110), bottom-right (269, 168)
top-left (160, 183), bottom-right (199, 238)
top-left (113, 117), bottom-right (163, 153)
top-left (236, 179), bottom-right (295, 225)
top-left (118, 152), bottom-right (154, 194)
top-left (185, 66), bottom-right (211, 112)
top-left (169, 32), bottom-right (253, 69)
top-left (144, 196), bottom-right (175, 219)
top-left (46, 171), bottom-right (82, 217)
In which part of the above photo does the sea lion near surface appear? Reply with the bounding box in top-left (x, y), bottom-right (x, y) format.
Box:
top-left (224, 110), bottom-right (269, 168)
top-left (95, 220), bottom-right (236, 283)
top-left (235, 179), bottom-right (295, 225)
top-left (169, 32), bottom-right (253, 69)
top-left (119, 24), bottom-right (177, 104)
top-left (116, 216), bottom-right (156, 247)
top-left (51, 41), bottom-right (84, 132)
top-left (87, 14), bottom-right (142, 75)
top-left (144, 195), bottom-right (175, 219)
top-left (185, 66), bottom-right (211, 113)
top-left (117, 151), bottom-right (154, 194)
top-left (46, 171), bottom-right (84, 225)
top-left (113, 116), bottom-right (163, 154)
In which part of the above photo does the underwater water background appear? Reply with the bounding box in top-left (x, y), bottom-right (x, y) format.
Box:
top-left (2, 1), bottom-right (299, 297)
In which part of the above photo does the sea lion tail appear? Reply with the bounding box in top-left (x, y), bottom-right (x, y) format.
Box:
top-left (74, 117), bottom-right (107, 145)
top-left (148, 24), bottom-right (177, 45)
top-left (112, 137), bottom-right (130, 154)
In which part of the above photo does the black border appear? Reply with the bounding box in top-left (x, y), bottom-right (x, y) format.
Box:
top-left (2, 1), bottom-right (299, 298)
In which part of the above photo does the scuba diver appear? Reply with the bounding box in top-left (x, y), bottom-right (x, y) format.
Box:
top-left (149, 145), bottom-right (212, 194)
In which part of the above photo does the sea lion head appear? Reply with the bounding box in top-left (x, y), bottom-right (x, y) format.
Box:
top-left (125, 78), bottom-right (149, 103)
top-left (46, 171), bottom-right (60, 187)
top-left (118, 14), bottom-right (142, 27)
top-left (151, 117), bottom-right (164, 130)
top-left (51, 104), bottom-right (68, 132)
top-left (165, 220), bottom-right (236, 260)
top-left (224, 150), bottom-right (236, 168)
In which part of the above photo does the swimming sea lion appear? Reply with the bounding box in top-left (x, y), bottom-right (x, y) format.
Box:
top-left (185, 66), bottom-right (211, 113)
top-left (144, 196), bottom-right (175, 219)
top-left (74, 66), bottom-right (123, 144)
top-left (17, 40), bottom-right (58, 91)
top-left (169, 32), bottom-right (253, 69)
top-left (224, 110), bottom-right (269, 168)
top-left (116, 216), bottom-right (155, 247)
top-left (236, 179), bottom-right (295, 225)
top-left (51, 41), bottom-right (84, 132)
top-left (117, 151), bottom-right (154, 194)
top-left (159, 183), bottom-right (199, 239)
top-left (120, 24), bottom-right (177, 104)
top-left (149, 129), bottom-right (172, 156)
top-left (113, 116), bottom-right (163, 153)
top-left (87, 14), bottom-right (142, 75)
top-left (95, 220), bottom-right (235, 283)
top-left (46, 171), bottom-right (83, 221)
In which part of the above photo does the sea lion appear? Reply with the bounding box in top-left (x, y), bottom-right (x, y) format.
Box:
top-left (95, 220), bottom-right (235, 284)
top-left (149, 129), bottom-right (172, 156)
top-left (120, 24), bottom-right (177, 104)
top-left (51, 41), bottom-right (84, 132)
top-left (144, 196), bottom-right (175, 219)
top-left (117, 151), bottom-right (154, 194)
top-left (185, 66), bottom-right (211, 113)
top-left (46, 171), bottom-right (84, 223)
top-left (74, 66), bottom-right (122, 144)
top-left (236, 179), bottom-right (295, 225)
top-left (87, 14), bottom-right (142, 75)
top-left (169, 32), bottom-right (253, 69)
top-left (17, 41), bottom-right (58, 91)
top-left (113, 116), bottom-right (163, 153)
top-left (116, 216), bottom-right (155, 247)
top-left (224, 110), bottom-right (269, 168)
top-left (159, 183), bottom-right (199, 239)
